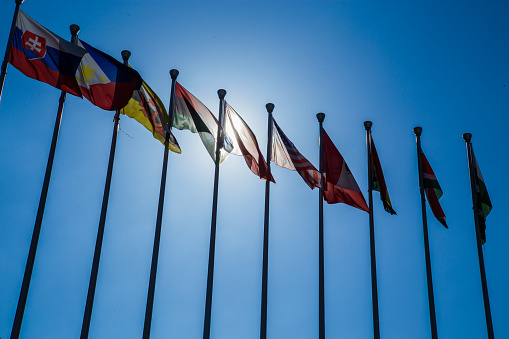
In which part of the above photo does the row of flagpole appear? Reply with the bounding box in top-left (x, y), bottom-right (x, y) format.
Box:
top-left (0, 2), bottom-right (495, 339)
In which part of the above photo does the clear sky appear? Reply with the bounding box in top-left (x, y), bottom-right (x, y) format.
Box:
top-left (0, 0), bottom-right (508, 338)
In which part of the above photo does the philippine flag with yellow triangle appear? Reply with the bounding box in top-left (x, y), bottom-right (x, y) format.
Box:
top-left (75, 39), bottom-right (141, 111)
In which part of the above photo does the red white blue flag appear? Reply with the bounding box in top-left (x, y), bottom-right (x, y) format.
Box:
top-left (8, 11), bottom-right (87, 97)
top-left (75, 39), bottom-right (141, 111)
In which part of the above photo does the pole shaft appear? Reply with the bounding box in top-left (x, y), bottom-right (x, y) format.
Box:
top-left (464, 141), bottom-right (494, 339)
top-left (203, 92), bottom-right (226, 339)
top-left (0, 1), bottom-right (22, 101)
top-left (365, 128), bottom-right (380, 339)
top-left (143, 73), bottom-right (178, 339)
top-left (415, 133), bottom-right (438, 339)
top-left (260, 109), bottom-right (273, 339)
top-left (10, 91), bottom-right (66, 339)
top-left (318, 119), bottom-right (325, 339)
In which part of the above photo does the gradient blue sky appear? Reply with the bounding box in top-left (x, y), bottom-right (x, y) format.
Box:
top-left (1, 1), bottom-right (508, 338)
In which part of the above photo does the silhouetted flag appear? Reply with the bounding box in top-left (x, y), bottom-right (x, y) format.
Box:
top-left (172, 82), bottom-right (231, 163)
top-left (224, 102), bottom-right (275, 182)
top-left (471, 149), bottom-right (492, 243)
top-left (370, 137), bottom-right (396, 214)
top-left (322, 129), bottom-right (368, 212)
top-left (121, 80), bottom-right (181, 153)
top-left (421, 151), bottom-right (447, 228)
top-left (271, 117), bottom-right (320, 188)
top-left (8, 10), bottom-right (86, 96)
top-left (75, 39), bottom-right (141, 110)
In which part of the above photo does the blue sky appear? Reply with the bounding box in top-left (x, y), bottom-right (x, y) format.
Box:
top-left (0, 1), bottom-right (508, 338)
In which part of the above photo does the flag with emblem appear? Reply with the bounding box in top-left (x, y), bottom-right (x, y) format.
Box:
top-left (74, 39), bottom-right (141, 111)
top-left (471, 148), bottom-right (492, 243)
top-left (322, 129), bottom-right (368, 212)
top-left (223, 102), bottom-right (275, 182)
top-left (121, 80), bottom-right (181, 153)
top-left (172, 82), bottom-right (231, 163)
top-left (370, 137), bottom-right (396, 214)
top-left (421, 151), bottom-right (447, 228)
top-left (8, 10), bottom-right (87, 96)
top-left (271, 117), bottom-right (320, 188)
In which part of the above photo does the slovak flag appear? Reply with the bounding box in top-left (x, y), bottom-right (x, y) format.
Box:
top-left (8, 11), bottom-right (87, 97)
top-left (74, 39), bottom-right (142, 111)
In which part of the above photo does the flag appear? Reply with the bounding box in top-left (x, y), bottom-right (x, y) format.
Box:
top-left (224, 102), bottom-right (275, 182)
top-left (172, 82), bottom-right (231, 163)
top-left (8, 10), bottom-right (87, 97)
top-left (271, 117), bottom-right (320, 189)
top-left (322, 129), bottom-right (368, 212)
top-left (120, 80), bottom-right (181, 154)
top-left (75, 39), bottom-right (141, 111)
top-left (421, 151), bottom-right (447, 228)
top-left (471, 149), bottom-right (492, 243)
top-left (370, 138), bottom-right (396, 214)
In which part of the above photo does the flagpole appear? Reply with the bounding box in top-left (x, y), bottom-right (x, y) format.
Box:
top-left (143, 69), bottom-right (179, 339)
top-left (413, 127), bottom-right (438, 339)
top-left (0, 0), bottom-right (24, 101)
top-left (260, 103), bottom-right (274, 339)
top-left (462, 133), bottom-right (494, 339)
top-left (364, 121), bottom-right (380, 339)
top-left (80, 45), bottom-right (131, 339)
top-left (316, 112), bottom-right (325, 339)
top-left (203, 89), bottom-right (226, 339)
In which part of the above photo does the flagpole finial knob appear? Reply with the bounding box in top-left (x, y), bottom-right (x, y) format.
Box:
top-left (70, 24), bottom-right (80, 36)
top-left (413, 126), bottom-right (422, 136)
top-left (121, 50), bottom-right (131, 63)
top-left (218, 89), bottom-right (226, 99)
top-left (463, 133), bottom-right (472, 142)
top-left (266, 103), bottom-right (275, 114)
top-left (16, 0), bottom-right (24, 4)
top-left (170, 69), bottom-right (179, 79)
top-left (364, 121), bottom-right (372, 130)
top-left (317, 113), bottom-right (325, 122)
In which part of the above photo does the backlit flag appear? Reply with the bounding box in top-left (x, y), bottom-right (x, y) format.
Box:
top-left (271, 117), bottom-right (320, 189)
top-left (322, 129), bottom-right (368, 212)
top-left (421, 151), bottom-right (447, 228)
top-left (370, 138), bottom-right (396, 214)
top-left (471, 149), bottom-right (492, 243)
top-left (75, 39), bottom-right (141, 111)
top-left (8, 10), bottom-right (87, 97)
top-left (224, 102), bottom-right (275, 182)
top-left (121, 80), bottom-right (181, 154)
top-left (172, 82), bottom-right (232, 163)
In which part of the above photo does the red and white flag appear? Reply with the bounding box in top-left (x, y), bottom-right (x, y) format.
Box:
top-left (322, 129), bottom-right (368, 212)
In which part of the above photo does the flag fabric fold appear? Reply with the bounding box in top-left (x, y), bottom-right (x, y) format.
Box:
top-left (75, 39), bottom-right (142, 111)
top-left (322, 129), bottom-right (368, 212)
top-left (421, 151), bottom-right (447, 228)
top-left (224, 102), bottom-right (275, 183)
top-left (121, 80), bottom-right (181, 154)
top-left (8, 10), bottom-right (87, 97)
top-left (271, 117), bottom-right (320, 189)
top-left (370, 137), bottom-right (396, 214)
top-left (471, 149), bottom-right (492, 243)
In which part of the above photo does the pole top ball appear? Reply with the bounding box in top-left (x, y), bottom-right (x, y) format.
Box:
top-left (266, 103), bottom-right (275, 114)
top-left (364, 121), bottom-right (372, 130)
top-left (170, 69), bottom-right (179, 79)
top-left (316, 113), bottom-right (325, 122)
top-left (217, 89), bottom-right (226, 99)
top-left (121, 50), bottom-right (131, 62)
top-left (413, 127), bottom-right (422, 136)
top-left (462, 133), bottom-right (472, 142)
top-left (70, 24), bottom-right (80, 36)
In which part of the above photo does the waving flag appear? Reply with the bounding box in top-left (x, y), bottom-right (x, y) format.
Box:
top-left (271, 117), bottom-right (320, 189)
top-left (121, 80), bottom-right (181, 153)
top-left (8, 11), bottom-right (87, 96)
top-left (421, 152), bottom-right (447, 228)
top-left (75, 39), bottom-right (141, 111)
top-left (322, 130), bottom-right (368, 212)
top-left (370, 138), bottom-right (396, 214)
top-left (471, 149), bottom-right (491, 243)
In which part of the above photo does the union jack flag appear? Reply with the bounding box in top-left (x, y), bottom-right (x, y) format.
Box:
top-left (271, 118), bottom-right (321, 189)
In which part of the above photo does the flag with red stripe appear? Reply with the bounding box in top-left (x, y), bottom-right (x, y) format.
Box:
top-left (421, 151), bottom-right (447, 228)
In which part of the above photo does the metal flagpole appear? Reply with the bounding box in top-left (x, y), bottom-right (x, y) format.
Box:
top-left (413, 127), bottom-right (438, 339)
top-left (143, 69), bottom-right (179, 339)
top-left (364, 121), bottom-right (380, 339)
top-left (80, 45), bottom-right (131, 339)
top-left (260, 103), bottom-right (274, 339)
top-left (462, 133), bottom-right (494, 339)
top-left (0, 0), bottom-right (24, 102)
top-left (316, 112), bottom-right (325, 339)
top-left (203, 89), bottom-right (226, 339)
